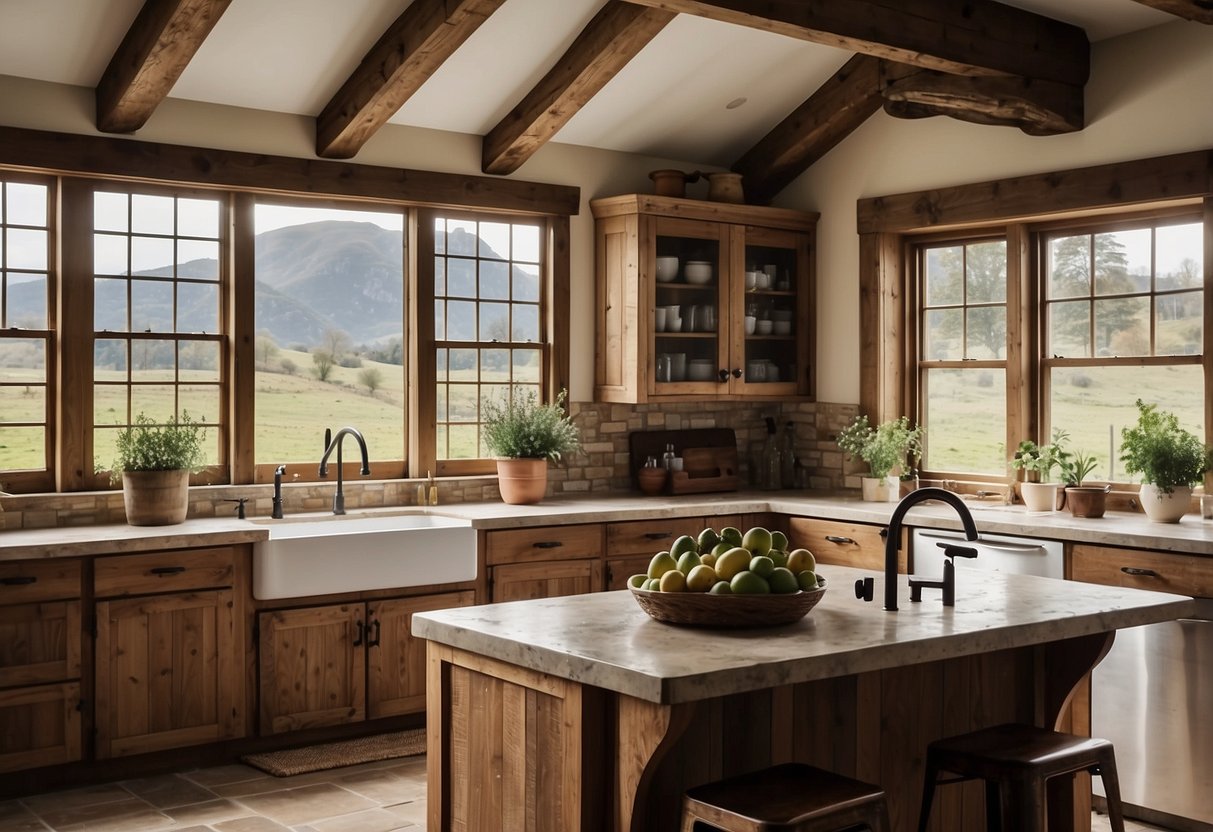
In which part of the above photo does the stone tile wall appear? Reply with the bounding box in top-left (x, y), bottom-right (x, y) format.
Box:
top-left (0, 400), bottom-right (859, 531)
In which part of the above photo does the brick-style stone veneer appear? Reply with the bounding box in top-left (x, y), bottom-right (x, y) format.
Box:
top-left (0, 400), bottom-right (859, 531)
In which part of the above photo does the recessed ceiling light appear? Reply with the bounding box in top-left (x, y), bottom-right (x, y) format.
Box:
top-left (725, 97), bottom-right (747, 110)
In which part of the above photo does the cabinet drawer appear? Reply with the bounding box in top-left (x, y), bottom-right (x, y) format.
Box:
top-left (0, 682), bottom-right (82, 773)
top-left (0, 560), bottom-right (82, 604)
top-left (485, 524), bottom-right (603, 566)
top-left (95, 547), bottom-right (234, 597)
top-left (606, 517), bottom-right (706, 557)
top-left (1071, 544), bottom-right (1213, 597)
top-left (787, 517), bottom-right (902, 572)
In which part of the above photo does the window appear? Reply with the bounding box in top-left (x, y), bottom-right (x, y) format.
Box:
top-left (1043, 218), bottom-right (1204, 480)
top-left (0, 176), bottom-right (52, 487)
top-left (252, 202), bottom-right (406, 477)
top-left (428, 213), bottom-right (547, 474)
top-left (916, 238), bottom-right (1008, 475)
top-left (91, 188), bottom-right (226, 476)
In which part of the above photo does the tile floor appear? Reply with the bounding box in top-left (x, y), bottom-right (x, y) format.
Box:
top-left (0, 754), bottom-right (1176, 831)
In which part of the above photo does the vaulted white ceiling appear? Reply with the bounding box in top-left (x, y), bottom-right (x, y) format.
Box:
top-left (0, 0), bottom-right (1178, 167)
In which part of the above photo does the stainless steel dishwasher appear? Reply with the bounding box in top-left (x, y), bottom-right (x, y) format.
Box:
top-left (1091, 598), bottom-right (1213, 832)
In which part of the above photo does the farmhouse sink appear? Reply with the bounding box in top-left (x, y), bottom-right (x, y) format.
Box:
top-left (251, 513), bottom-right (476, 600)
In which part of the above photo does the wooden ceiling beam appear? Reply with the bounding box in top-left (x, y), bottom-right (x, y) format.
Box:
top-left (733, 55), bottom-right (883, 205)
top-left (620, 0), bottom-right (1089, 86)
top-left (95, 0), bottom-right (233, 134)
top-left (880, 63), bottom-right (1084, 137)
top-left (1129, 0), bottom-right (1213, 24)
top-left (482, 2), bottom-right (675, 176)
top-left (317, 0), bottom-right (507, 159)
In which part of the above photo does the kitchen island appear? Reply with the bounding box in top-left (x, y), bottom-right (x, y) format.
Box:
top-left (414, 564), bottom-right (1194, 832)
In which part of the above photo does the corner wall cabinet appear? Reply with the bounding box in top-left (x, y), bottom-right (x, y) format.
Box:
top-left (0, 560), bottom-right (83, 773)
top-left (592, 194), bottom-right (817, 403)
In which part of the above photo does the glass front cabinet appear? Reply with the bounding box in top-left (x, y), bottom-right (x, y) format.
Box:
top-left (592, 194), bottom-right (817, 402)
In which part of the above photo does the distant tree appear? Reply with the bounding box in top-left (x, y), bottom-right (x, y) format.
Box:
top-left (280, 358), bottom-right (297, 376)
top-left (929, 242), bottom-right (1007, 359)
top-left (255, 335), bottom-right (279, 369)
top-left (1048, 234), bottom-right (1139, 355)
top-left (358, 366), bottom-right (384, 394)
top-left (322, 329), bottom-right (351, 361)
top-left (312, 349), bottom-right (334, 382)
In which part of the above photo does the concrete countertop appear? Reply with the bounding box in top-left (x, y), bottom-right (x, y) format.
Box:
top-left (1, 490), bottom-right (1211, 560)
top-left (411, 563), bottom-right (1196, 704)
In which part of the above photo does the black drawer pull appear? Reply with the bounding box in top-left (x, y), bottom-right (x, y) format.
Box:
top-left (825, 535), bottom-right (856, 545)
top-left (150, 566), bottom-right (186, 576)
top-left (0, 576), bottom-right (37, 586)
top-left (353, 620), bottom-right (365, 647)
top-left (1121, 566), bottom-right (1159, 577)
top-left (532, 541), bottom-right (563, 549)
top-left (644, 532), bottom-right (672, 540)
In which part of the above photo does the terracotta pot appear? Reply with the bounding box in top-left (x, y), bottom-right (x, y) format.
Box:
top-left (122, 469), bottom-right (191, 526)
top-left (1065, 485), bottom-right (1109, 519)
top-left (861, 475), bottom-right (899, 502)
top-left (1020, 481), bottom-right (1064, 512)
top-left (1139, 483), bottom-right (1191, 523)
top-left (496, 457), bottom-right (549, 505)
top-left (706, 172), bottom-right (744, 204)
top-left (649, 169), bottom-right (691, 198)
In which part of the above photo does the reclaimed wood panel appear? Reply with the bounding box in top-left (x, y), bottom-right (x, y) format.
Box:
top-left (0, 601), bottom-right (81, 688)
top-left (94, 546), bottom-right (234, 597)
top-left (1071, 543), bottom-right (1213, 597)
top-left (787, 516), bottom-right (904, 572)
top-left (0, 560), bottom-right (82, 605)
top-left (96, 589), bottom-right (240, 757)
top-left (0, 682), bottom-right (82, 774)
top-left (258, 603), bottom-right (364, 735)
top-left (605, 516), bottom-right (707, 557)
top-left (485, 524), bottom-right (603, 566)
top-left (490, 560), bottom-right (604, 604)
top-left (367, 591), bottom-right (474, 719)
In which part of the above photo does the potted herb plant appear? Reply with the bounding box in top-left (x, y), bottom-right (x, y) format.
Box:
top-left (1119, 399), bottom-right (1212, 523)
top-left (836, 415), bottom-right (923, 502)
top-left (1059, 450), bottom-right (1108, 518)
top-left (482, 388), bottom-right (580, 505)
top-left (1010, 429), bottom-right (1072, 512)
top-left (105, 412), bottom-right (206, 526)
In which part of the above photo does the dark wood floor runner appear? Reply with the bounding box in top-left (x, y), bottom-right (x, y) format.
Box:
top-left (241, 729), bottom-right (426, 776)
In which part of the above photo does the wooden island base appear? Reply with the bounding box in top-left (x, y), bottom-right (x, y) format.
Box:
top-left (426, 633), bottom-right (1108, 832)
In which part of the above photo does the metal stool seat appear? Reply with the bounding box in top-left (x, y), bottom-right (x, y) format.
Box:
top-left (682, 762), bottom-right (890, 832)
top-left (917, 723), bottom-right (1125, 832)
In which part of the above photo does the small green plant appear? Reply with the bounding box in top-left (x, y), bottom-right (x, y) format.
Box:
top-left (1060, 450), bottom-right (1099, 487)
top-left (1010, 429), bottom-right (1073, 481)
top-left (103, 412), bottom-right (207, 484)
top-left (482, 388), bottom-right (580, 463)
top-left (836, 415), bottom-right (923, 480)
top-left (1119, 399), bottom-right (1211, 495)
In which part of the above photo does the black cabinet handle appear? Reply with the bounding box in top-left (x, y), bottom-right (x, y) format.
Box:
top-left (150, 566), bottom-right (186, 576)
top-left (879, 528), bottom-right (889, 539)
top-left (368, 618), bottom-right (381, 648)
top-left (825, 535), bottom-right (856, 545)
top-left (0, 576), bottom-right (37, 586)
top-left (731, 368), bottom-right (742, 378)
top-left (1121, 566), bottom-right (1159, 577)
top-left (532, 541), bottom-right (563, 549)
top-left (718, 369), bottom-right (730, 383)
top-left (644, 532), bottom-right (672, 540)
top-left (353, 620), bottom-right (365, 647)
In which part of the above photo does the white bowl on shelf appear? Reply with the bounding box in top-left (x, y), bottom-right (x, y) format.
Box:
top-left (684, 261), bottom-right (713, 284)
top-left (687, 359), bottom-right (716, 381)
top-left (756, 319), bottom-right (774, 335)
top-left (773, 321), bottom-right (792, 336)
top-left (655, 256), bottom-right (679, 282)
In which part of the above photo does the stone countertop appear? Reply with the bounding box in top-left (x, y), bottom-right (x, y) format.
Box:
top-left (411, 563), bottom-right (1195, 704)
top-left (1, 491), bottom-right (1211, 560)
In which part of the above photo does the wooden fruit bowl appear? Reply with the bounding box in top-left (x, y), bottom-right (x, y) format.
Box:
top-left (630, 584), bottom-right (826, 628)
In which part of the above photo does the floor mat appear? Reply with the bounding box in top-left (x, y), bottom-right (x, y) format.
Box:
top-left (241, 728), bottom-right (426, 776)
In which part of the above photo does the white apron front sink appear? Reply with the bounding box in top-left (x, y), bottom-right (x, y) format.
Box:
top-left (252, 513), bottom-right (476, 600)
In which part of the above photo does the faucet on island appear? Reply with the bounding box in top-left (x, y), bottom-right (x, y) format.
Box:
top-left (318, 427), bottom-right (370, 515)
top-left (855, 487), bottom-right (979, 611)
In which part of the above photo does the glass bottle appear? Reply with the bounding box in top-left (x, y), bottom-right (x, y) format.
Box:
top-left (662, 443), bottom-right (676, 471)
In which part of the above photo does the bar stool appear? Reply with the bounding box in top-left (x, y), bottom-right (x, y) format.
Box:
top-left (916, 723), bottom-right (1125, 832)
top-left (682, 762), bottom-right (890, 832)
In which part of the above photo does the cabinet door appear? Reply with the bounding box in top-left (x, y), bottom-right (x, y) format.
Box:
top-left (606, 516), bottom-right (707, 557)
top-left (648, 216), bottom-right (731, 397)
top-left (0, 600), bottom-right (81, 688)
top-left (258, 604), bottom-right (365, 735)
top-left (96, 590), bottom-right (242, 758)
top-left (367, 591), bottom-right (475, 719)
top-left (606, 556), bottom-right (652, 591)
top-left (0, 682), bottom-right (81, 773)
top-left (730, 225), bottom-right (813, 396)
top-left (490, 560), bottom-right (604, 603)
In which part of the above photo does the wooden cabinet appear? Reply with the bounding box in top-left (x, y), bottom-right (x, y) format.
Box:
top-left (1070, 544), bottom-right (1213, 596)
top-left (0, 559), bottom-right (83, 773)
top-left (787, 517), bottom-right (906, 572)
top-left (259, 591), bottom-right (474, 734)
top-left (591, 194), bottom-right (816, 403)
top-left (486, 524), bottom-right (604, 603)
top-left (94, 547), bottom-right (243, 758)
top-left (602, 515), bottom-right (742, 589)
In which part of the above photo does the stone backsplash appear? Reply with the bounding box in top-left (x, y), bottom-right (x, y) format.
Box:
top-left (0, 400), bottom-right (858, 531)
